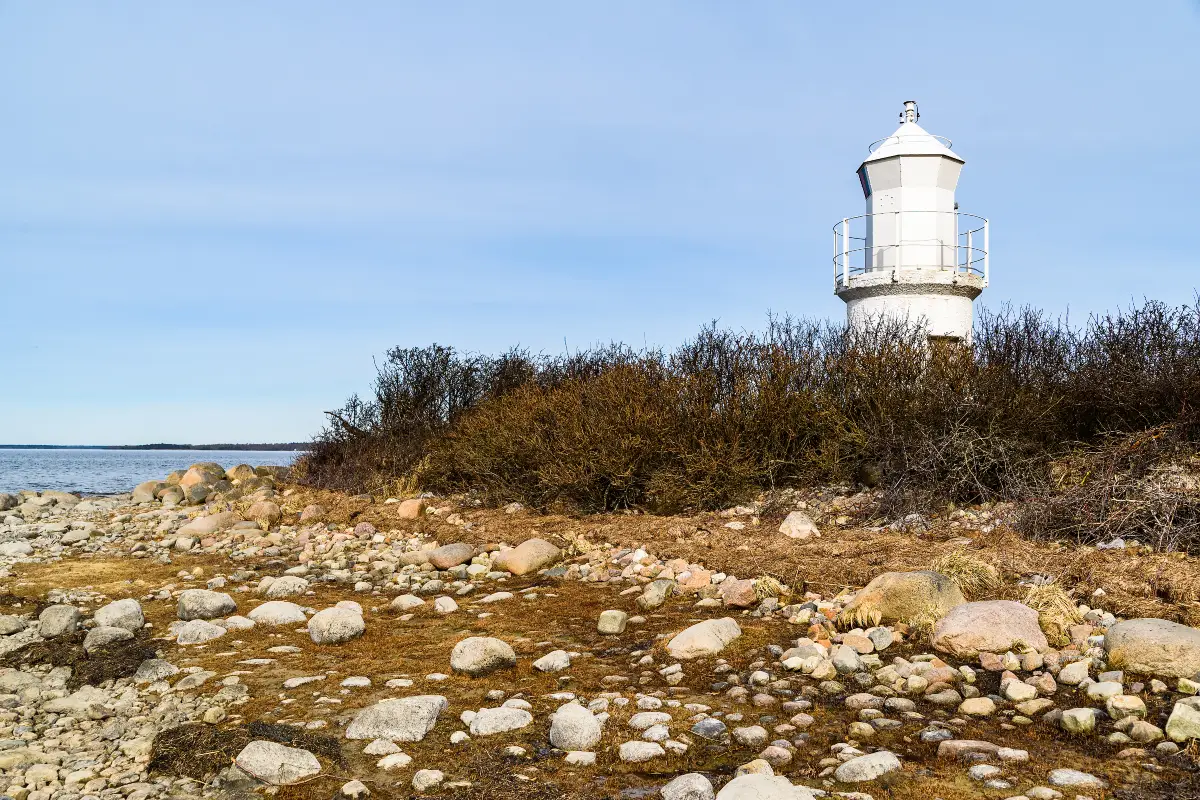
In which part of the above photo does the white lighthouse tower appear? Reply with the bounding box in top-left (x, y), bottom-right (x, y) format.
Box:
top-left (833, 101), bottom-right (988, 342)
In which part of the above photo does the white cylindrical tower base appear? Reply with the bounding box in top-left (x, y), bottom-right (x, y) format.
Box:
top-left (837, 271), bottom-right (984, 341)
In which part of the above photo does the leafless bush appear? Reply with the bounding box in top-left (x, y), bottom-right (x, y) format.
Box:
top-left (299, 297), bottom-right (1200, 543)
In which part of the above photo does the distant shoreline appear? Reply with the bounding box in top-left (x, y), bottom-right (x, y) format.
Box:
top-left (0, 444), bottom-right (307, 451)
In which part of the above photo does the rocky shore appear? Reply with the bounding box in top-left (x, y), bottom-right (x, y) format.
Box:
top-left (0, 464), bottom-right (1199, 799)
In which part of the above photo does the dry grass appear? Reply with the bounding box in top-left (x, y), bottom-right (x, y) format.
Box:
top-left (1024, 583), bottom-right (1083, 645)
top-left (928, 550), bottom-right (1001, 599)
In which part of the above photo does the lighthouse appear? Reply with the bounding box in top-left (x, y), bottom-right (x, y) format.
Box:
top-left (833, 101), bottom-right (988, 342)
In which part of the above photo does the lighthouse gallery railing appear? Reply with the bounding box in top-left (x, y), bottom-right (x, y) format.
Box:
top-left (832, 211), bottom-right (988, 291)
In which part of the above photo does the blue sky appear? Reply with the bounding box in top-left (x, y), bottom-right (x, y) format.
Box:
top-left (1, 2), bottom-right (1198, 445)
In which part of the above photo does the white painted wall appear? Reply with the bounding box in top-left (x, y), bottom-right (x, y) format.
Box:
top-left (846, 290), bottom-right (975, 340)
top-left (835, 102), bottom-right (985, 342)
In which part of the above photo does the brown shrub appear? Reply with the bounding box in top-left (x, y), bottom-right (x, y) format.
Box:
top-left (299, 298), bottom-right (1200, 543)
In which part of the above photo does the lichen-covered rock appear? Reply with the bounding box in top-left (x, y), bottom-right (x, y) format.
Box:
top-left (177, 589), bottom-right (237, 621)
top-left (345, 696), bottom-right (448, 741)
top-left (1104, 618), bottom-right (1200, 678)
top-left (839, 570), bottom-right (964, 628)
top-left (450, 636), bottom-right (517, 676)
top-left (308, 607), bottom-right (365, 644)
top-left (549, 703), bottom-right (601, 750)
top-left (235, 741), bottom-right (321, 785)
top-left (94, 598), bottom-right (144, 632)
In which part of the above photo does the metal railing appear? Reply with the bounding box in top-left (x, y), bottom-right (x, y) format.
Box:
top-left (832, 211), bottom-right (988, 291)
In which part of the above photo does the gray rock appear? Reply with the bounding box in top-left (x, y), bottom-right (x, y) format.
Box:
top-left (715, 774), bottom-right (815, 799)
top-left (733, 726), bottom-right (768, 748)
top-left (662, 773), bottom-right (716, 800)
top-left (391, 595), bottom-right (426, 612)
top-left (412, 770), bottom-right (444, 792)
top-left (134, 659), bottom-right (179, 683)
top-left (834, 751), bottom-right (902, 783)
top-left (450, 636), bottom-right (517, 676)
top-left (469, 706), bottom-right (533, 736)
top-left (0, 616), bottom-right (27, 636)
top-left (1166, 696), bottom-right (1200, 741)
top-left (619, 741), bottom-right (665, 762)
top-left (177, 589), bottom-right (237, 621)
top-left (691, 717), bottom-right (728, 740)
top-left (248, 601), bottom-right (307, 626)
top-left (176, 619), bottom-right (227, 645)
top-left (533, 650), bottom-right (571, 673)
top-left (637, 579), bottom-right (676, 610)
top-left (345, 696), bottom-right (448, 742)
top-left (1047, 768), bottom-right (1106, 789)
top-left (1104, 618), bottom-right (1200, 678)
top-left (427, 543), bottom-right (474, 570)
top-left (666, 617), bottom-right (742, 660)
top-left (598, 610), bottom-right (628, 634)
top-left (94, 598), bottom-right (144, 632)
top-left (1061, 707), bottom-right (1098, 734)
top-left (778, 511), bottom-right (819, 539)
top-left (308, 607), bottom-right (365, 644)
top-left (83, 626), bottom-right (133, 653)
top-left (38, 605), bottom-right (80, 638)
top-left (263, 576), bottom-right (309, 599)
top-left (0, 541), bottom-right (33, 558)
top-left (549, 703), bottom-right (601, 751)
top-left (235, 741), bottom-right (321, 785)
top-left (931, 600), bottom-right (1049, 658)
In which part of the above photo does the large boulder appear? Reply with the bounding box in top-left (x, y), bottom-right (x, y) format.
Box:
top-left (249, 601), bottom-right (307, 626)
top-left (468, 706), bottom-right (534, 736)
top-left (262, 576), bottom-right (309, 599)
top-left (666, 618), bottom-right (742, 660)
top-left (834, 751), bottom-right (902, 783)
top-left (427, 543), bottom-right (475, 570)
top-left (94, 599), bottom-right (144, 632)
top-left (715, 774), bottom-right (815, 799)
top-left (549, 703), bottom-right (601, 751)
top-left (177, 590), bottom-right (237, 621)
top-left (492, 538), bottom-right (561, 576)
top-left (131, 481), bottom-right (164, 504)
top-left (1104, 618), bottom-right (1200, 678)
top-left (235, 741), bottom-right (321, 785)
top-left (450, 636), bottom-right (517, 676)
top-left (227, 464), bottom-right (258, 481)
top-left (345, 696), bottom-right (448, 741)
top-left (176, 619), bottom-right (227, 645)
top-left (839, 571), bottom-right (965, 628)
top-left (246, 501), bottom-right (282, 529)
top-left (39, 605), bottom-right (80, 638)
top-left (180, 463), bottom-right (225, 490)
top-left (177, 511), bottom-right (241, 537)
top-left (932, 600), bottom-right (1049, 658)
top-left (83, 626), bottom-right (133, 653)
top-left (308, 607), bottom-right (365, 644)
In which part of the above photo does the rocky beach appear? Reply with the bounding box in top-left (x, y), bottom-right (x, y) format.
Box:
top-left (1, 463), bottom-right (1199, 800)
